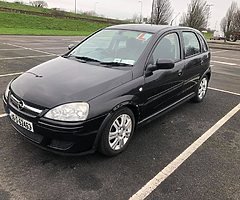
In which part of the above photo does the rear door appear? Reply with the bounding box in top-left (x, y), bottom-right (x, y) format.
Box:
top-left (180, 31), bottom-right (204, 95)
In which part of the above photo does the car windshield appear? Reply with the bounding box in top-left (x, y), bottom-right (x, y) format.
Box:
top-left (68, 29), bottom-right (153, 66)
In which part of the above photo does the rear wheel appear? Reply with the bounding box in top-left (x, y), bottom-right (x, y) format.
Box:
top-left (229, 35), bottom-right (237, 42)
top-left (191, 76), bottom-right (208, 103)
top-left (98, 107), bottom-right (135, 156)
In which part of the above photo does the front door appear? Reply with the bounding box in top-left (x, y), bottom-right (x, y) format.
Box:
top-left (140, 32), bottom-right (185, 119)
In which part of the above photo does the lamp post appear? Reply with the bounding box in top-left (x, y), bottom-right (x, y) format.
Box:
top-left (139, 0), bottom-right (143, 23)
top-left (206, 4), bottom-right (214, 29)
top-left (94, 2), bottom-right (99, 13)
top-left (75, 0), bottom-right (77, 14)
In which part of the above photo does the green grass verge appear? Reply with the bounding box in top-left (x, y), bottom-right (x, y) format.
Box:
top-left (203, 32), bottom-right (213, 40)
top-left (0, 1), bottom-right (122, 23)
top-left (0, 12), bottom-right (110, 36)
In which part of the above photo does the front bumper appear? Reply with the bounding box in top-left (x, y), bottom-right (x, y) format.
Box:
top-left (3, 95), bottom-right (107, 155)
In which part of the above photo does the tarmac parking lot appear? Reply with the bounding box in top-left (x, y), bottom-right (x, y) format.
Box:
top-left (0, 35), bottom-right (239, 200)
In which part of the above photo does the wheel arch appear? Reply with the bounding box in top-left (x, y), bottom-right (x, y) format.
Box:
top-left (205, 71), bottom-right (211, 81)
top-left (92, 101), bottom-right (140, 150)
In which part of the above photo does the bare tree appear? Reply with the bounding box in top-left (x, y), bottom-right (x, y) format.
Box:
top-left (220, 1), bottom-right (238, 40)
top-left (151, 0), bottom-right (173, 25)
top-left (180, 0), bottom-right (210, 30)
top-left (30, 1), bottom-right (48, 8)
top-left (132, 13), bottom-right (142, 23)
top-left (220, 17), bottom-right (227, 33)
top-left (233, 8), bottom-right (240, 31)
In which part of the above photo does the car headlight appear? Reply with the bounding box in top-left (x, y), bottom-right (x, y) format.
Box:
top-left (4, 82), bottom-right (11, 99)
top-left (45, 102), bottom-right (89, 122)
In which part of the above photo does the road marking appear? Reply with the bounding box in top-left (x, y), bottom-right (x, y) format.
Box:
top-left (212, 56), bottom-right (240, 61)
top-left (209, 87), bottom-right (240, 96)
top-left (0, 47), bottom-right (66, 51)
top-left (210, 65), bottom-right (214, 67)
top-left (2, 42), bottom-right (58, 56)
top-left (129, 103), bottom-right (240, 200)
top-left (34, 47), bottom-right (66, 50)
top-left (211, 50), bottom-right (229, 54)
top-left (212, 60), bottom-right (237, 66)
top-left (0, 72), bottom-right (23, 78)
top-left (0, 54), bottom-right (56, 60)
top-left (212, 70), bottom-right (240, 77)
top-left (0, 113), bottom-right (7, 118)
top-left (0, 48), bottom-right (23, 51)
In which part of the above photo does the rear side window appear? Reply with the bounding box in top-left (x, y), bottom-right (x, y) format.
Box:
top-left (183, 32), bottom-right (200, 57)
top-left (198, 34), bottom-right (208, 52)
top-left (152, 33), bottom-right (181, 63)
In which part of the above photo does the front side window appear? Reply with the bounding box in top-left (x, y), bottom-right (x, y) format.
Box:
top-left (69, 29), bottom-right (153, 66)
top-left (183, 32), bottom-right (200, 57)
top-left (152, 33), bottom-right (181, 64)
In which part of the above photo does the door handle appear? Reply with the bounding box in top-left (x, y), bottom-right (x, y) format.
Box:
top-left (178, 70), bottom-right (183, 76)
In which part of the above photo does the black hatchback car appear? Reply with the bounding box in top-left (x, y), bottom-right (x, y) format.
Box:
top-left (3, 24), bottom-right (211, 156)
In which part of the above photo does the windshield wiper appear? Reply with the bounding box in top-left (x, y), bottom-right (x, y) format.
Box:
top-left (63, 55), bottom-right (100, 63)
top-left (100, 62), bottom-right (133, 67)
top-left (74, 56), bottom-right (100, 63)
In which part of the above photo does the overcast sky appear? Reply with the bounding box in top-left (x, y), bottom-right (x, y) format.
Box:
top-left (7, 0), bottom-right (238, 30)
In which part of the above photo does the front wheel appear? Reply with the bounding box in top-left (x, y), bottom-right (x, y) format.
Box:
top-left (191, 76), bottom-right (209, 103)
top-left (98, 108), bottom-right (135, 156)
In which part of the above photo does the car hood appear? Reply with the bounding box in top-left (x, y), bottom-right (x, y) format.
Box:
top-left (11, 57), bottom-right (132, 108)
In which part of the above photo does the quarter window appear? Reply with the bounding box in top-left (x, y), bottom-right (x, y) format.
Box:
top-left (183, 32), bottom-right (200, 57)
top-left (198, 34), bottom-right (208, 52)
top-left (152, 33), bottom-right (181, 64)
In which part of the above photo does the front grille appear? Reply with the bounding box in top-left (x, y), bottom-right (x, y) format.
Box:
top-left (9, 93), bottom-right (43, 117)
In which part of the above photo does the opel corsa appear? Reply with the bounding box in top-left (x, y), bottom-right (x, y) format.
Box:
top-left (3, 24), bottom-right (211, 156)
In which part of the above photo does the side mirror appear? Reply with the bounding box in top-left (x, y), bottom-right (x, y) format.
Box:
top-left (68, 44), bottom-right (75, 50)
top-left (156, 59), bottom-right (175, 70)
top-left (145, 59), bottom-right (175, 77)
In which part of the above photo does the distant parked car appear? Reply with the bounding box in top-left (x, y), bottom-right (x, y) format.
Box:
top-left (227, 32), bottom-right (240, 42)
top-left (3, 24), bottom-right (211, 156)
top-left (210, 31), bottom-right (225, 40)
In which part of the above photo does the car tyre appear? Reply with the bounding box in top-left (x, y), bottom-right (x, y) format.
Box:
top-left (191, 76), bottom-right (209, 103)
top-left (98, 107), bottom-right (135, 156)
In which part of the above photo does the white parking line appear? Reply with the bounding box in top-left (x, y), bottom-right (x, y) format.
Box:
top-left (0, 113), bottom-right (7, 118)
top-left (2, 42), bottom-right (58, 56)
top-left (34, 47), bottom-right (66, 50)
top-left (0, 72), bottom-right (23, 78)
top-left (0, 48), bottom-right (23, 51)
top-left (212, 56), bottom-right (240, 61)
top-left (211, 50), bottom-right (229, 54)
top-left (130, 103), bottom-right (240, 200)
top-left (0, 47), bottom-right (66, 51)
top-left (209, 87), bottom-right (240, 96)
top-left (212, 60), bottom-right (237, 66)
top-left (0, 54), bottom-right (56, 60)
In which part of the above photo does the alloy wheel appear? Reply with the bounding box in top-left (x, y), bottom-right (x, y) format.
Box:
top-left (198, 77), bottom-right (208, 99)
top-left (108, 114), bottom-right (132, 151)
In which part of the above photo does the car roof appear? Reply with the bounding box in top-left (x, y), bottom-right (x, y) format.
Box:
top-left (106, 24), bottom-right (201, 35)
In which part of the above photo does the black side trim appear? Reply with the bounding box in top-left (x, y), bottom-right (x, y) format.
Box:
top-left (138, 92), bottom-right (195, 125)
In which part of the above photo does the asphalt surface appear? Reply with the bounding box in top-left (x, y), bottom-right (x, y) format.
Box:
top-left (0, 36), bottom-right (239, 200)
